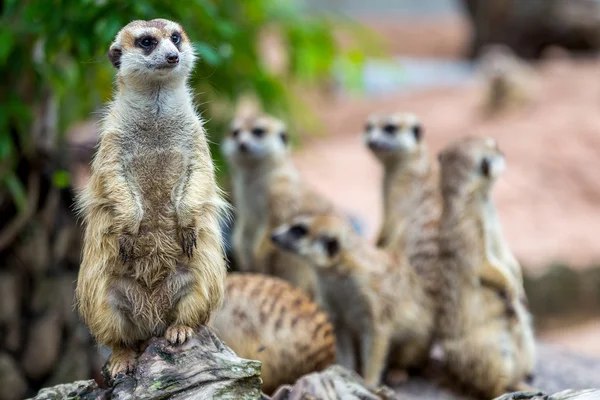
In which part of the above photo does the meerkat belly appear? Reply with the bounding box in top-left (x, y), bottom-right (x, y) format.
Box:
top-left (108, 263), bottom-right (195, 338)
top-left (129, 149), bottom-right (186, 255)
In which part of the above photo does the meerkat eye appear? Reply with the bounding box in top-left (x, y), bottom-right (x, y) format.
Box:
top-left (171, 32), bottom-right (181, 45)
top-left (383, 124), bottom-right (397, 135)
top-left (137, 36), bottom-right (157, 50)
top-left (323, 237), bottom-right (340, 257)
top-left (413, 124), bottom-right (422, 141)
top-left (289, 224), bottom-right (308, 237)
top-left (251, 128), bottom-right (265, 138)
top-left (480, 157), bottom-right (491, 177)
top-left (365, 122), bottom-right (374, 132)
top-left (280, 131), bottom-right (288, 145)
top-left (231, 129), bottom-right (240, 138)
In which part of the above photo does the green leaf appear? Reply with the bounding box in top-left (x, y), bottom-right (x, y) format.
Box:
top-left (0, 29), bottom-right (15, 64)
top-left (194, 42), bottom-right (221, 66)
top-left (52, 169), bottom-right (71, 189)
top-left (4, 172), bottom-right (27, 213)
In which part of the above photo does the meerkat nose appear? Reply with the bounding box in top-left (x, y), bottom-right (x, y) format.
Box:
top-left (239, 142), bottom-right (249, 153)
top-left (166, 53), bottom-right (179, 64)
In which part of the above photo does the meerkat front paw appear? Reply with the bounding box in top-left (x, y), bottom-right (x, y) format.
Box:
top-left (118, 233), bottom-right (136, 263)
top-left (108, 347), bottom-right (138, 377)
top-left (166, 324), bottom-right (194, 345)
top-left (179, 227), bottom-right (197, 258)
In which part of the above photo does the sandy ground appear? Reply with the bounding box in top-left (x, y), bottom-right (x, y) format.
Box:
top-left (293, 57), bottom-right (600, 272)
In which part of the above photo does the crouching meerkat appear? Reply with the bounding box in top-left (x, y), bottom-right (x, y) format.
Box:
top-left (436, 136), bottom-right (535, 398)
top-left (363, 112), bottom-right (441, 294)
top-left (221, 114), bottom-right (334, 299)
top-left (271, 213), bottom-right (436, 386)
top-left (76, 19), bottom-right (227, 376)
top-left (210, 273), bottom-right (336, 395)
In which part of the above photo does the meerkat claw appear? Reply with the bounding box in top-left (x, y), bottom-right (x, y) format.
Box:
top-left (166, 325), bottom-right (194, 345)
top-left (180, 227), bottom-right (197, 258)
top-left (118, 233), bottom-right (135, 263)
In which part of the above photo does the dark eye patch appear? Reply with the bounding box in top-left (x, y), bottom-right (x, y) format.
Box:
top-left (231, 129), bottom-right (240, 138)
top-left (323, 236), bottom-right (340, 258)
top-left (171, 32), bottom-right (181, 46)
top-left (413, 124), bottom-right (422, 141)
top-left (383, 124), bottom-right (397, 135)
top-left (252, 127), bottom-right (265, 137)
top-left (481, 157), bottom-right (491, 177)
top-left (289, 224), bottom-right (308, 237)
top-left (280, 131), bottom-right (288, 145)
top-left (136, 36), bottom-right (158, 53)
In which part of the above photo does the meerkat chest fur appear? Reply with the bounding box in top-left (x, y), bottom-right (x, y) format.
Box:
top-left (110, 84), bottom-right (201, 222)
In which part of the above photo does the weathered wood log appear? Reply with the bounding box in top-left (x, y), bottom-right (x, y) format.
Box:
top-left (495, 389), bottom-right (600, 400)
top-left (267, 365), bottom-right (395, 400)
top-left (28, 338), bottom-right (600, 400)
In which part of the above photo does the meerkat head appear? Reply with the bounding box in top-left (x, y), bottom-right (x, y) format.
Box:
top-left (363, 113), bottom-right (424, 163)
top-left (108, 19), bottom-right (195, 84)
top-left (221, 114), bottom-right (289, 165)
top-left (270, 214), bottom-right (355, 270)
top-left (437, 136), bottom-right (505, 198)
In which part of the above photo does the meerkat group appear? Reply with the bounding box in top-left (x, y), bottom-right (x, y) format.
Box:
top-left (76, 18), bottom-right (535, 399)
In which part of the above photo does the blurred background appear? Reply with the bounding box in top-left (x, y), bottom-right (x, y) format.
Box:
top-left (2, 0), bottom-right (600, 398)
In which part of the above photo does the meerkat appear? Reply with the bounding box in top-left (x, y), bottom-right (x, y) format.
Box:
top-left (270, 213), bottom-right (436, 387)
top-left (210, 273), bottom-right (336, 395)
top-left (477, 44), bottom-right (539, 115)
top-left (221, 113), bottom-right (334, 298)
top-left (436, 136), bottom-right (535, 398)
top-left (363, 112), bottom-right (441, 295)
top-left (75, 19), bottom-right (227, 377)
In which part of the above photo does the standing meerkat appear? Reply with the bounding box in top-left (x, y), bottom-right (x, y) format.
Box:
top-left (363, 112), bottom-right (441, 293)
top-left (436, 136), bottom-right (535, 398)
top-left (221, 114), bottom-right (333, 298)
top-left (76, 19), bottom-right (227, 377)
top-left (210, 273), bottom-right (336, 395)
top-left (271, 213), bottom-right (436, 387)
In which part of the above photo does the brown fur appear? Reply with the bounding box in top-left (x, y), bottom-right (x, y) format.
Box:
top-left (437, 136), bottom-right (536, 398)
top-left (210, 273), bottom-right (336, 394)
top-left (222, 113), bottom-right (333, 299)
top-left (76, 19), bottom-right (227, 376)
top-left (364, 112), bottom-right (441, 297)
top-left (271, 213), bottom-right (436, 387)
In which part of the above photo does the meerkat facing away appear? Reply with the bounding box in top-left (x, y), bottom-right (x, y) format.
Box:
top-left (76, 19), bottom-right (227, 377)
top-left (363, 112), bottom-right (441, 295)
top-left (221, 114), bottom-right (334, 299)
top-left (477, 44), bottom-right (539, 115)
top-left (271, 213), bottom-right (436, 387)
top-left (436, 136), bottom-right (535, 398)
top-left (210, 273), bottom-right (336, 395)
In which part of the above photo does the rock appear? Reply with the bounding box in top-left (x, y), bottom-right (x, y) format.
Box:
top-left (21, 311), bottom-right (63, 380)
top-left (0, 272), bottom-right (19, 323)
top-left (45, 338), bottom-right (90, 388)
top-left (495, 389), bottom-right (600, 400)
top-left (0, 353), bottom-right (27, 400)
top-left (267, 364), bottom-right (396, 400)
top-left (27, 380), bottom-right (105, 400)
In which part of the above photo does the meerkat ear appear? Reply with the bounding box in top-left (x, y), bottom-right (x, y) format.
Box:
top-left (280, 131), bottom-right (288, 145)
top-left (108, 45), bottom-right (123, 69)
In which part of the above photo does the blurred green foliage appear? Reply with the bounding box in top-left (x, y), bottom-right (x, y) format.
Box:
top-left (0, 0), bottom-right (378, 209)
